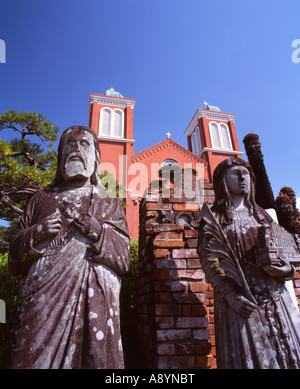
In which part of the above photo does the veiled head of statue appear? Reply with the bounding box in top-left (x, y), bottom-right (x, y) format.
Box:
top-left (212, 158), bottom-right (257, 221)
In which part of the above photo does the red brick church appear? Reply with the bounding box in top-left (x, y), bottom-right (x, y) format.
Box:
top-left (88, 88), bottom-right (243, 239)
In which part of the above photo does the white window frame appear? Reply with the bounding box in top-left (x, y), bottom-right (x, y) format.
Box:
top-left (99, 108), bottom-right (111, 137)
top-left (191, 127), bottom-right (202, 156)
top-left (161, 159), bottom-right (180, 167)
top-left (195, 127), bottom-right (201, 155)
top-left (191, 132), bottom-right (196, 154)
top-left (99, 107), bottom-right (124, 138)
top-left (208, 121), bottom-right (232, 150)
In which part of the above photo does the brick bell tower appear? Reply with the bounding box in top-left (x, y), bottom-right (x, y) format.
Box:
top-left (184, 101), bottom-right (243, 182)
top-left (88, 88), bottom-right (136, 192)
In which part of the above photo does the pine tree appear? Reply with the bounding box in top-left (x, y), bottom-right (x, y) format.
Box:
top-left (0, 110), bottom-right (59, 252)
top-left (243, 132), bottom-right (275, 209)
top-left (275, 186), bottom-right (300, 234)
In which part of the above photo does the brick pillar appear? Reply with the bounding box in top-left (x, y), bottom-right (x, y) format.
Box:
top-left (137, 187), bottom-right (216, 369)
top-left (293, 267), bottom-right (300, 309)
top-left (136, 176), bottom-right (300, 369)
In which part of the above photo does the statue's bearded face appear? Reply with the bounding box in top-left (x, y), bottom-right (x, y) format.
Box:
top-left (61, 129), bottom-right (96, 181)
top-left (224, 165), bottom-right (251, 197)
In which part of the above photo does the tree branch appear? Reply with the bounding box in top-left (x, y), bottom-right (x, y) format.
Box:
top-left (10, 150), bottom-right (46, 171)
top-left (0, 193), bottom-right (24, 215)
top-left (3, 188), bottom-right (38, 196)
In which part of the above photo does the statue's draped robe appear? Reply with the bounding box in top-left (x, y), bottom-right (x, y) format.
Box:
top-left (199, 209), bottom-right (300, 369)
top-left (8, 184), bottom-right (130, 369)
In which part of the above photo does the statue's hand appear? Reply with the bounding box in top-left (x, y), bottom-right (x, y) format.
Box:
top-left (73, 213), bottom-right (102, 242)
top-left (263, 257), bottom-right (292, 278)
top-left (34, 210), bottom-right (62, 243)
top-left (224, 290), bottom-right (257, 318)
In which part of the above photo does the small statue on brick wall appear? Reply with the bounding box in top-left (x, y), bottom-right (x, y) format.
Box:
top-left (8, 126), bottom-right (130, 369)
top-left (198, 157), bottom-right (300, 369)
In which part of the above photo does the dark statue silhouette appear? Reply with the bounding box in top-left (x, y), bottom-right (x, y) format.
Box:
top-left (8, 126), bottom-right (130, 369)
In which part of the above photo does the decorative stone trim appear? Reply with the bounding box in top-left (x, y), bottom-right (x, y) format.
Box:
top-left (185, 109), bottom-right (236, 136)
top-left (131, 138), bottom-right (208, 165)
top-left (89, 93), bottom-right (136, 109)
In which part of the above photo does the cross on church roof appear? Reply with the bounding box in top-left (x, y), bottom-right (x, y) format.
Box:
top-left (166, 132), bottom-right (171, 138)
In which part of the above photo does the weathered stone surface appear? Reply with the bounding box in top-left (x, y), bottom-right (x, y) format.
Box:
top-left (199, 158), bottom-right (300, 369)
top-left (173, 204), bottom-right (200, 211)
top-left (152, 224), bottom-right (184, 234)
top-left (172, 248), bottom-right (199, 258)
top-left (153, 239), bottom-right (184, 248)
top-left (145, 203), bottom-right (172, 211)
top-left (156, 329), bottom-right (192, 342)
top-left (153, 258), bottom-right (186, 269)
top-left (175, 316), bottom-right (209, 328)
top-left (184, 230), bottom-right (198, 238)
top-left (8, 126), bottom-right (130, 369)
top-left (137, 191), bottom-right (215, 369)
top-left (153, 249), bottom-right (170, 259)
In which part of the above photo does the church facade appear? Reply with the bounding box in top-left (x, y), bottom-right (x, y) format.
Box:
top-left (88, 88), bottom-right (243, 239)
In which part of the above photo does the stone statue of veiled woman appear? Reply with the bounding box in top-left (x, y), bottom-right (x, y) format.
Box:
top-left (198, 158), bottom-right (300, 369)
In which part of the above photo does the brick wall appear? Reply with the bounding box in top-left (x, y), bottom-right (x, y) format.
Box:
top-left (136, 184), bottom-right (216, 369)
top-left (293, 268), bottom-right (300, 310)
top-left (136, 182), bottom-right (300, 369)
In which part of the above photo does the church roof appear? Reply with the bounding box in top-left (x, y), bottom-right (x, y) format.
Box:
top-left (130, 137), bottom-right (208, 166)
top-left (104, 88), bottom-right (124, 98)
top-left (202, 101), bottom-right (221, 112)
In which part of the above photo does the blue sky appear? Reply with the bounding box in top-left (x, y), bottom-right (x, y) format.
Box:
top-left (1, 0), bottom-right (300, 206)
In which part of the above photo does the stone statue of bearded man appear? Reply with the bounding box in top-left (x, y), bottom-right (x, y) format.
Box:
top-left (8, 126), bottom-right (130, 369)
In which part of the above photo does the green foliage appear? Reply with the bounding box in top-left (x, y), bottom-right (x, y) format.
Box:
top-left (0, 252), bottom-right (20, 368)
top-left (275, 186), bottom-right (300, 234)
top-left (120, 239), bottom-right (143, 368)
top-left (0, 110), bottom-right (59, 253)
top-left (0, 238), bottom-right (140, 368)
top-left (0, 112), bottom-right (133, 366)
top-left (100, 170), bottom-right (126, 207)
top-left (0, 239), bottom-right (140, 368)
top-left (0, 110), bottom-right (58, 146)
top-left (120, 239), bottom-right (139, 313)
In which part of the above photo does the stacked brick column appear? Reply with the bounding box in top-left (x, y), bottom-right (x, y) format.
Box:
top-left (136, 186), bottom-right (216, 369)
top-left (136, 179), bottom-right (300, 369)
top-left (293, 268), bottom-right (300, 310)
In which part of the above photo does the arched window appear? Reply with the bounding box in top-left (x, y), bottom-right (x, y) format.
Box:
top-left (209, 122), bottom-right (221, 148)
top-left (113, 110), bottom-right (122, 137)
top-left (100, 108), bottom-right (111, 136)
top-left (99, 108), bottom-right (124, 138)
top-left (195, 127), bottom-right (201, 155)
top-left (161, 159), bottom-right (180, 167)
top-left (209, 122), bottom-right (232, 150)
top-left (219, 123), bottom-right (232, 150)
top-left (191, 127), bottom-right (201, 156)
top-left (191, 132), bottom-right (196, 154)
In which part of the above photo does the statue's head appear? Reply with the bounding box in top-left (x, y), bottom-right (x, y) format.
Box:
top-left (52, 126), bottom-right (101, 186)
top-left (211, 158), bottom-right (257, 222)
top-left (223, 162), bottom-right (251, 198)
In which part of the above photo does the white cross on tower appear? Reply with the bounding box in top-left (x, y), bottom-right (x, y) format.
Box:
top-left (166, 132), bottom-right (171, 138)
